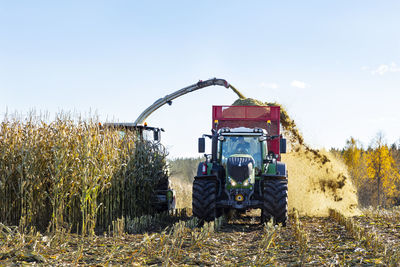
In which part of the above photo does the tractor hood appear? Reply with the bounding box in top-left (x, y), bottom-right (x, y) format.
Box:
top-left (227, 155), bottom-right (255, 183)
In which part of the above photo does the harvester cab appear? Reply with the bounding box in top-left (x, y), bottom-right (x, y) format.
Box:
top-left (102, 123), bottom-right (164, 142)
top-left (193, 105), bottom-right (288, 225)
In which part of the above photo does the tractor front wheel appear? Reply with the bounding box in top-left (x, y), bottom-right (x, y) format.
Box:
top-left (262, 179), bottom-right (288, 226)
top-left (192, 179), bottom-right (217, 222)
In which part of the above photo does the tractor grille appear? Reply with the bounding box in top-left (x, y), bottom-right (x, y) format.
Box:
top-left (227, 156), bottom-right (254, 182)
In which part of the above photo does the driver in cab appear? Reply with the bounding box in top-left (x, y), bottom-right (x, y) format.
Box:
top-left (235, 137), bottom-right (250, 154)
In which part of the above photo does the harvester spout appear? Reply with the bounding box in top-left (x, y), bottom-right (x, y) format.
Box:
top-left (133, 78), bottom-right (246, 126)
top-left (229, 84), bottom-right (246, 99)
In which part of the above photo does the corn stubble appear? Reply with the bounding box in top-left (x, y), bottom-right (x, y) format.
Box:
top-left (0, 115), bottom-right (168, 235)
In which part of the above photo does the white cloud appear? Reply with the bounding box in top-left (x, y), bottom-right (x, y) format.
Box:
top-left (290, 80), bottom-right (308, 89)
top-left (260, 82), bottom-right (279, 89)
top-left (370, 62), bottom-right (400, 75)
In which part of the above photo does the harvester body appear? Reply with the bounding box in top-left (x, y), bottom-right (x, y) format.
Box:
top-left (193, 105), bottom-right (288, 225)
top-left (102, 123), bottom-right (175, 212)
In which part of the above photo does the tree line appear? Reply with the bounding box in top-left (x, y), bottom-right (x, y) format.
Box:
top-left (333, 133), bottom-right (400, 207)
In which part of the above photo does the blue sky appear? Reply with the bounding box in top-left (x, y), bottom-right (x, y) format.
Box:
top-left (1, 1), bottom-right (400, 157)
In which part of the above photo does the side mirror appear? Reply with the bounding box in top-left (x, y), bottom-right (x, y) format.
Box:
top-left (153, 130), bottom-right (160, 141)
top-left (198, 137), bottom-right (205, 153)
top-left (280, 138), bottom-right (287, 154)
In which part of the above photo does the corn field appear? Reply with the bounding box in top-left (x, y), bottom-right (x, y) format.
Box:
top-left (0, 115), bottom-right (168, 235)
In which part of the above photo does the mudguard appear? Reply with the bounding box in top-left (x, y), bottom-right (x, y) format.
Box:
top-left (262, 162), bottom-right (287, 180)
top-left (194, 175), bottom-right (218, 181)
top-left (276, 162), bottom-right (287, 178)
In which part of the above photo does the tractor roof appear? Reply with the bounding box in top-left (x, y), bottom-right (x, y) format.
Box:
top-left (219, 127), bottom-right (267, 135)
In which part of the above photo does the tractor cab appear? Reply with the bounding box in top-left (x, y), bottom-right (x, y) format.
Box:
top-left (219, 128), bottom-right (268, 175)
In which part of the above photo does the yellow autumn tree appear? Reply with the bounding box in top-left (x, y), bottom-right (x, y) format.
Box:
top-left (366, 133), bottom-right (400, 206)
top-left (343, 137), bottom-right (364, 185)
top-left (343, 137), bottom-right (370, 205)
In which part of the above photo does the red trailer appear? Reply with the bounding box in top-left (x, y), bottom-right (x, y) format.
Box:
top-left (212, 105), bottom-right (282, 159)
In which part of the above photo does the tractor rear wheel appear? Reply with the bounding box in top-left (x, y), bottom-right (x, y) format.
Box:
top-left (192, 179), bottom-right (217, 222)
top-left (262, 179), bottom-right (288, 226)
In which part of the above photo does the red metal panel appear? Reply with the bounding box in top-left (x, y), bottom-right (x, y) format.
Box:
top-left (213, 106), bottom-right (277, 121)
top-left (212, 106), bottom-right (280, 131)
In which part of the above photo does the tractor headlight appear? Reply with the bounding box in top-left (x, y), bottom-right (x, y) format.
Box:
top-left (243, 179), bottom-right (250, 187)
top-left (229, 177), bottom-right (237, 186)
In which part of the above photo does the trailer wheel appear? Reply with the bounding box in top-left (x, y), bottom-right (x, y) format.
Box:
top-left (262, 179), bottom-right (288, 226)
top-left (192, 179), bottom-right (217, 222)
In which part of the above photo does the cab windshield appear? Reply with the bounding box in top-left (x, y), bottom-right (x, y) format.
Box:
top-left (219, 135), bottom-right (263, 170)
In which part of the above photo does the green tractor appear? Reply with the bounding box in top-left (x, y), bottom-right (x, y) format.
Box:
top-left (192, 105), bottom-right (288, 225)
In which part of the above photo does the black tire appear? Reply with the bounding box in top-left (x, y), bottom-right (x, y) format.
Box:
top-left (262, 179), bottom-right (288, 226)
top-left (192, 179), bottom-right (217, 222)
